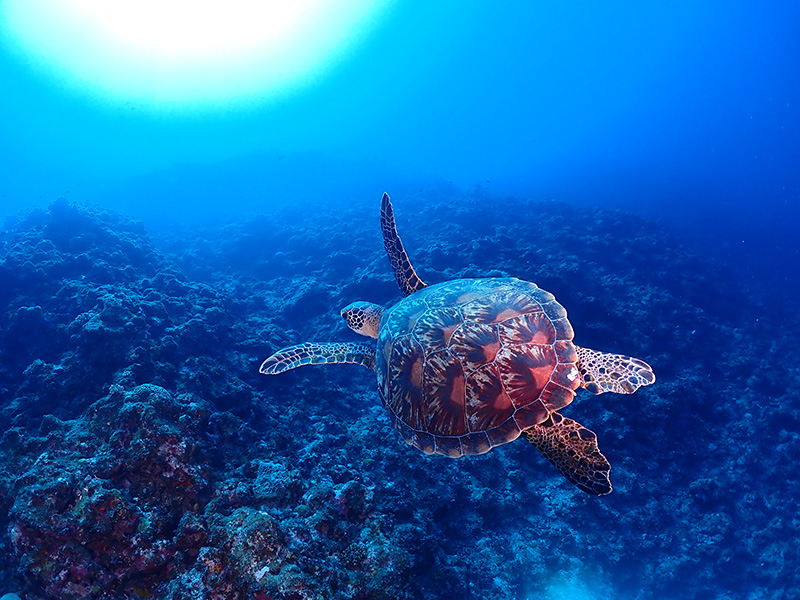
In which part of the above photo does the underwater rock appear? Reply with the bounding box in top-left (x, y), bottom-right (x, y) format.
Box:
top-left (0, 194), bottom-right (797, 599)
top-left (7, 385), bottom-right (211, 599)
top-left (0, 200), bottom-right (244, 430)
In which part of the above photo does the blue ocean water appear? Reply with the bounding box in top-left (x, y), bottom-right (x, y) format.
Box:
top-left (0, 2), bottom-right (798, 599)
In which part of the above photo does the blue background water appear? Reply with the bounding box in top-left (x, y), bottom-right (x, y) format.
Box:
top-left (3, 2), bottom-right (798, 268)
top-left (0, 2), bottom-right (799, 599)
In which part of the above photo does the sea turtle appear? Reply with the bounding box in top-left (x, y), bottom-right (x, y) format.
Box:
top-left (261, 193), bottom-right (655, 495)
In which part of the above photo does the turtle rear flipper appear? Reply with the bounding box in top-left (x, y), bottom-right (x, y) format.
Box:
top-left (260, 342), bottom-right (375, 374)
top-left (380, 192), bottom-right (427, 297)
top-left (522, 412), bottom-right (612, 496)
top-left (576, 346), bottom-right (655, 395)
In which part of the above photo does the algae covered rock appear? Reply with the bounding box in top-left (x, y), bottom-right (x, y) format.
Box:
top-left (0, 195), bottom-right (797, 600)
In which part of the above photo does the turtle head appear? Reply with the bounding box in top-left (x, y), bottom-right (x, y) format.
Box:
top-left (341, 301), bottom-right (385, 339)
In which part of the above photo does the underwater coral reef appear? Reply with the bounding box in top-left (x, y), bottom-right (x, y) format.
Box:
top-left (0, 191), bottom-right (797, 599)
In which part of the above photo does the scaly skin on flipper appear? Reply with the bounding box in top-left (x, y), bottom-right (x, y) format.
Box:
top-left (522, 412), bottom-right (612, 496)
top-left (380, 192), bottom-right (427, 297)
top-left (259, 341), bottom-right (375, 374)
top-left (575, 346), bottom-right (656, 395)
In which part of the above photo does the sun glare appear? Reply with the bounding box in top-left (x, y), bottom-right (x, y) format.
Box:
top-left (0, 0), bottom-right (388, 109)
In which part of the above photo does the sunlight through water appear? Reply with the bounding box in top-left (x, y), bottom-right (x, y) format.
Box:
top-left (0, 0), bottom-right (389, 109)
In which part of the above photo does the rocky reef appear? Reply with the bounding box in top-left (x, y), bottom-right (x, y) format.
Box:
top-left (0, 191), bottom-right (797, 599)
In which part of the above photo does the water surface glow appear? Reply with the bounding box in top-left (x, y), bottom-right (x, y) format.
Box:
top-left (0, 0), bottom-right (388, 109)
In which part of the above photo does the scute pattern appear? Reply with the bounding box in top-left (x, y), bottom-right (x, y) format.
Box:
top-left (412, 307), bottom-right (461, 353)
top-left (378, 278), bottom-right (580, 458)
top-left (422, 352), bottom-right (467, 436)
top-left (497, 312), bottom-right (554, 345)
top-left (460, 289), bottom-right (541, 323)
top-left (449, 320), bottom-right (500, 373)
top-left (496, 344), bottom-right (556, 406)
top-left (386, 335), bottom-right (426, 430)
top-left (465, 364), bottom-right (514, 430)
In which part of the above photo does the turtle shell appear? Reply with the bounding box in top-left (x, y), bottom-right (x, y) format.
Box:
top-left (375, 277), bottom-right (580, 458)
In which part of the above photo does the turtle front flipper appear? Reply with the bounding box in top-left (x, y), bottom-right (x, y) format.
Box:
top-left (260, 342), bottom-right (375, 374)
top-left (575, 346), bottom-right (655, 395)
top-left (522, 412), bottom-right (612, 496)
top-left (380, 192), bottom-right (427, 297)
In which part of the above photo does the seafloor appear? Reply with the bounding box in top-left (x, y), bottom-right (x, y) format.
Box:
top-left (0, 190), bottom-right (796, 599)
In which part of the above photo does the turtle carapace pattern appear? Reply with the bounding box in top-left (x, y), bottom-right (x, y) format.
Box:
top-left (261, 193), bottom-right (656, 495)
